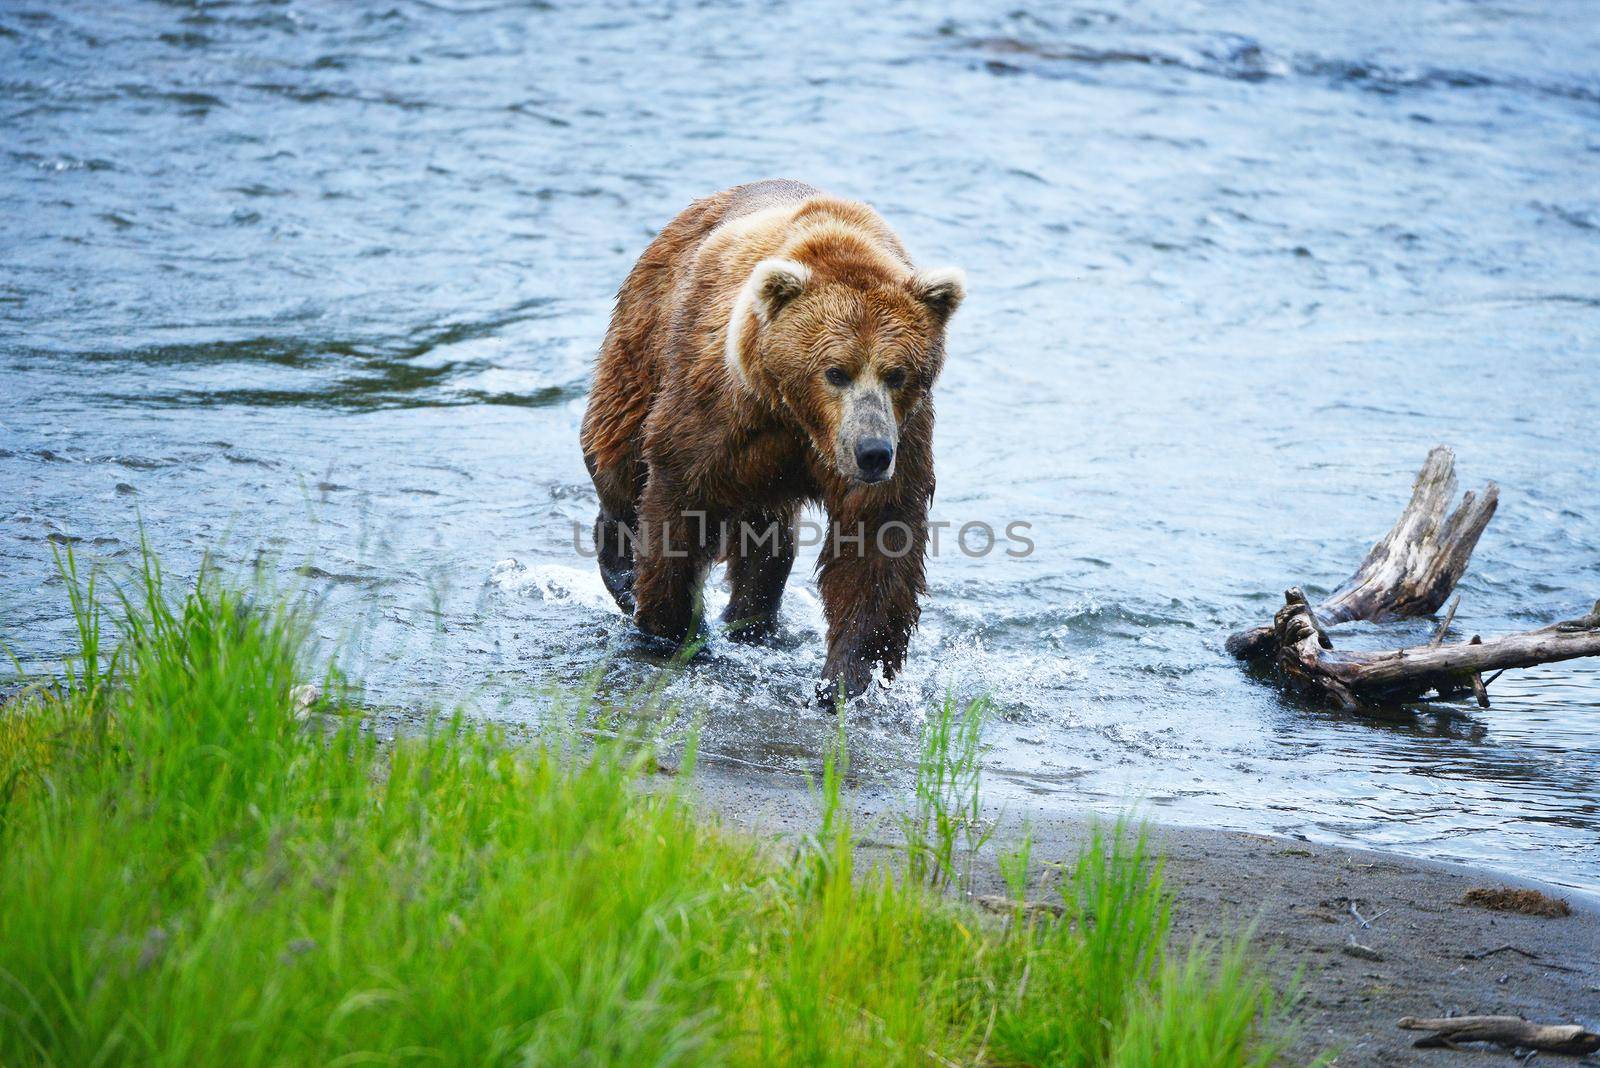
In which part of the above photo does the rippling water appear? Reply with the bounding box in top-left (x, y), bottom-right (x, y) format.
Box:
top-left (4, 0), bottom-right (1598, 889)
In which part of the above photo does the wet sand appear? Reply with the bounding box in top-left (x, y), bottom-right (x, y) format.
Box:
top-left (690, 763), bottom-right (1600, 1066)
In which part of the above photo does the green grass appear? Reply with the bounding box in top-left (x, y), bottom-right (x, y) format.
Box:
top-left (0, 547), bottom-right (1290, 1066)
top-left (902, 692), bottom-right (993, 890)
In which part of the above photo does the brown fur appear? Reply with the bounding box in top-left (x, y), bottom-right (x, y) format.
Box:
top-left (580, 180), bottom-right (964, 701)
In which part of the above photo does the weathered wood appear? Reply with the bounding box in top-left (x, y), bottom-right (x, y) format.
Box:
top-left (1398, 1015), bottom-right (1600, 1055)
top-left (1226, 447), bottom-right (1498, 660)
top-left (1467, 636), bottom-right (1490, 708)
top-left (1269, 593), bottom-right (1600, 709)
top-left (1270, 588), bottom-right (1358, 710)
top-left (1231, 446), bottom-right (1600, 709)
top-left (1430, 595), bottom-right (1460, 647)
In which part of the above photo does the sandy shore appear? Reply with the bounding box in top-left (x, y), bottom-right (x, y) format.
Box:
top-left (690, 762), bottom-right (1600, 1066)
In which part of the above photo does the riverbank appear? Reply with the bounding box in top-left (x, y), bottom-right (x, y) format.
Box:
top-left (1, 559), bottom-right (1294, 1066)
top-left (692, 763), bottom-right (1600, 1066)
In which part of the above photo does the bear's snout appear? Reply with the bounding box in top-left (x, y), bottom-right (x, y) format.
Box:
top-left (836, 382), bottom-right (898, 485)
top-left (854, 438), bottom-right (894, 482)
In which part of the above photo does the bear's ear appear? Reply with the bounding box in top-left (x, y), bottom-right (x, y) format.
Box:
top-left (726, 258), bottom-right (811, 389)
top-left (749, 257), bottom-right (811, 322)
top-left (909, 266), bottom-right (966, 324)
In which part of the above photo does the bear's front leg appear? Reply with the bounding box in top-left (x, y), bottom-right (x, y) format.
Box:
top-left (815, 494), bottom-right (928, 705)
top-left (592, 504), bottom-right (638, 615)
top-left (631, 470), bottom-right (717, 647)
top-left (722, 506), bottom-right (797, 642)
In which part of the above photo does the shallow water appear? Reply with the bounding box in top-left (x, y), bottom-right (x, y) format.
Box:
top-left (3, 0), bottom-right (1598, 889)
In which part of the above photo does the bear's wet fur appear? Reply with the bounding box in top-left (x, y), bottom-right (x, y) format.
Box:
top-left (581, 180), bottom-right (964, 702)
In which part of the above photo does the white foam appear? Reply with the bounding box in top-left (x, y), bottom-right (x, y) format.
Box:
top-left (489, 559), bottom-right (621, 614)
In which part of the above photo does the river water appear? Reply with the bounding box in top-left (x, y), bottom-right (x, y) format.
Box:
top-left (4, 0), bottom-right (1598, 889)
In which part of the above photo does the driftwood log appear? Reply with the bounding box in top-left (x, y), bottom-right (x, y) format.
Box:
top-left (1228, 446), bottom-right (1600, 710)
top-left (1226, 446), bottom-right (1498, 661)
top-left (1398, 1015), bottom-right (1600, 1055)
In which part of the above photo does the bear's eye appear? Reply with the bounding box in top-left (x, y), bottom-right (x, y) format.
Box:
top-left (824, 367), bottom-right (851, 387)
top-left (883, 369), bottom-right (907, 390)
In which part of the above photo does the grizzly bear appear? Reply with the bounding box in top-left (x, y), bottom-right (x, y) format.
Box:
top-left (580, 179), bottom-right (965, 703)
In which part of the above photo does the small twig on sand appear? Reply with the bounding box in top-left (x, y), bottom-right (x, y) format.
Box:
top-left (1349, 902), bottom-right (1390, 929)
top-left (1460, 945), bottom-right (1583, 974)
top-left (973, 894), bottom-right (1064, 919)
top-left (1343, 940), bottom-right (1384, 962)
top-left (1398, 1016), bottom-right (1600, 1056)
top-left (1463, 944), bottom-right (1540, 962)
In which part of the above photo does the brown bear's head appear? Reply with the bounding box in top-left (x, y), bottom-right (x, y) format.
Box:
top-left (726, 258), bottom-right (964, 485)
